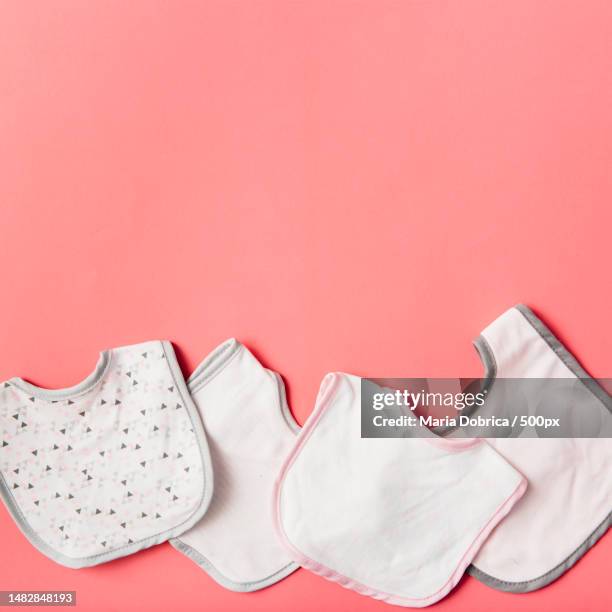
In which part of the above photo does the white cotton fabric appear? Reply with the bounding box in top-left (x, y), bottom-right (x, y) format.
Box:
top-left (275, 372), bottom-right (526, 607)
top-left (170, 339), bottom-right (300, 591)
top-left (470, 305), bottom-right (612, 592)
top-left (0, 341), bottom-right (213, 568)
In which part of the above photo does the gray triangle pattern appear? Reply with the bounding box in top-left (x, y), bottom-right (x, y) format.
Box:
top-left (0, 341), bottom-right (205, 560)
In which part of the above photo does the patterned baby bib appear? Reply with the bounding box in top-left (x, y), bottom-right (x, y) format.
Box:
top-left (0, 340), bottom-right (213, 568)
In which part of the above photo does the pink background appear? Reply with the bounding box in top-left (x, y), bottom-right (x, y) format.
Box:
top-left (0, 1), bottom-right (610, 610)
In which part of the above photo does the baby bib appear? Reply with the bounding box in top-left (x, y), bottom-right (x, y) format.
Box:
top-left (170, 339), bottom-right (300, 591)
top-left (0, 340), bottom-right (213, 568)
top-left (469, 305), bottom-right (612, 592)
top-left (275, 372), bottom-right (526, 607)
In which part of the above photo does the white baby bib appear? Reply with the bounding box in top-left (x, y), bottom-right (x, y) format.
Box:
top-left (469, 305), bottom-right (612, 592)
top-left (0, 340), bottom-right (213, 568)
top-left (275, 372), bottom-right (526, 607)
top-left (170, 339), bottom-right (300, 591)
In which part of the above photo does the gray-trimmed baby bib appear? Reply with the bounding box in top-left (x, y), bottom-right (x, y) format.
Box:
top-left (469, 305), bottom-right (611, 592)
top-left (170, 339), bottom-right (300, 591)
top-left (0, 340), bottom-right (213, 568)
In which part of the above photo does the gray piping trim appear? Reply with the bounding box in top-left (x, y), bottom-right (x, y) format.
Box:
top-left (169, 538), bottom-right (298, 592)
top-left (473, 335), bottom-right (497, 392)
top-left (469, 305), bottom-right (611, 592)
top-left (268, 369), bottom-right (301, 434)
top-left (515, 304), bottom-right (612, 413)
top-left (172, 340), bottom-right (300, 591)
top-left (0, 340), bottom-right (214, 568)
top-left (188, 338), bottom-right (243, 393)
top-left (187, 339), bottom-right (300, 434)
top-left (468, 511), bottom-right (611, 593)
top-left (422, 336), bottom-right (496, 437)
top-left (9, 351), bottom-right (111, 401)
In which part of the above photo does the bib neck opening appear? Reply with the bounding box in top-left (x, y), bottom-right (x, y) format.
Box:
top-left (10, 350), bottom-right (111, 401)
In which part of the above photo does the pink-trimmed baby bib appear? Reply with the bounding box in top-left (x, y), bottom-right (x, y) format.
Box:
top-left (275, 372), bottom-right (526, 607)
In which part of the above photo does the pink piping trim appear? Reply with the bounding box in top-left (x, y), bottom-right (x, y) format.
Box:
top-left (273, 372), bottom-right (528, 607)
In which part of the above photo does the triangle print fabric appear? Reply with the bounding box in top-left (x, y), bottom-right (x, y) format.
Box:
top-left (0, 341), bottom-right (213, 568)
